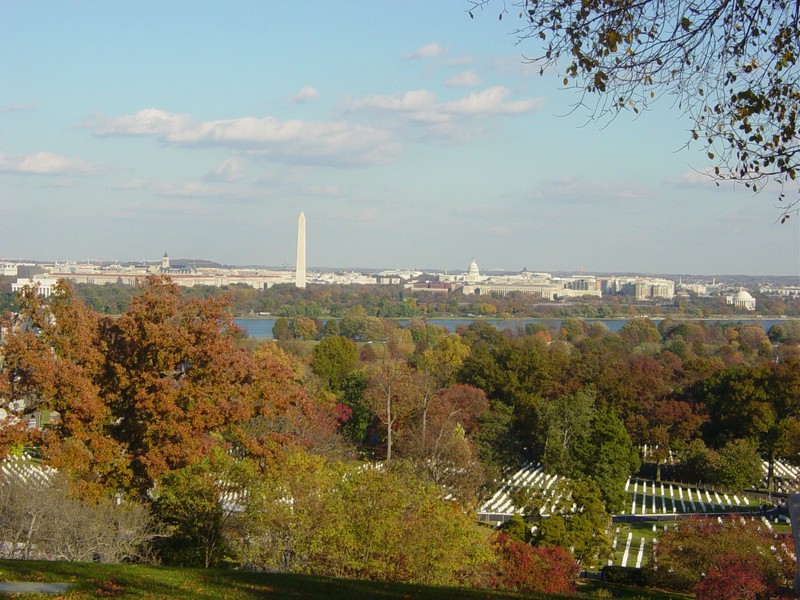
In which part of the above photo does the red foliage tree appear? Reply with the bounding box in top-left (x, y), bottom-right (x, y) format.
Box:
top-left (488, 532), bottom-right (579, 595)
top-left (1, 282), bottom-right (127, 497)
top-left (694, 553), bottom-right (768, 600)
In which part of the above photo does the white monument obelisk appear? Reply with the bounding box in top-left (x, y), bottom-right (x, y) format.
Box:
top-left (295, 211), bottom-right (306, 288)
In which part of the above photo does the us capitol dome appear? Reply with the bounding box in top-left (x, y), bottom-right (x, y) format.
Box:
top-left (466, 258), bottom-right (481, 283)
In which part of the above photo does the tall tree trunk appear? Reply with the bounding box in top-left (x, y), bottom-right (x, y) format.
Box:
top-left (386, 384), bottom-right (393, 462)
top-left (24, 513), bottom-right (37, 560)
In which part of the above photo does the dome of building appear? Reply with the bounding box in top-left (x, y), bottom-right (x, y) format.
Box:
top-left (466, 258), bottom-right (480, 283)
top-left (729, 288), bottom-right (756, 310)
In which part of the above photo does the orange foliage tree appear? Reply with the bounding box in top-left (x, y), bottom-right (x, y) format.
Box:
top-left (1, 276), bottom-right (340, 497)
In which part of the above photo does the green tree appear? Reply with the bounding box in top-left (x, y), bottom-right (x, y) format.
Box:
top-left (539, 387), bottom-right (595, 476)
top-left (574, 407), bottom-right (640, 513)
top-left (559, 318), bottom-right (586, 342)
top-left (697, 364), bottom-right (774, 448)
top-left (240, 452), bottom-right (492, 585)
top-left (271, 317), bottom-right (292, 341)
top-left (339, 306), bottom-right (368, 340)
top-left (712, 438), bottom-right (763, 491)
top-left (322, 318), bottom-right (340, 337)
top-left (311, 336), bottom-right (358, 391)
top-left (154, 451), bottom-right (255, 568)
top-left (617, 318), bottom-right (661, 348)
top-left (674, 438), bottom-right (717, 484)
top-left (532, 479), bottom-right (611, 565)
top-left (475, 399), bottom-right (519, 469)
top-left (337, 371), bottom-right (372, 447)
top-left (499, 513), bottom-right (531, 543)
top-left (290, 316), bottom-right (319, 340)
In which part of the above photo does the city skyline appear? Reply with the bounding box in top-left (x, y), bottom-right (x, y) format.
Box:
top-left (2, 2), bottom-right (799, 276)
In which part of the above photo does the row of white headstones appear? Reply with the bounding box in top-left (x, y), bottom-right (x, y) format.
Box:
top-left (479, 463), bottom-right (763, 518)
top-left (765, 459), bottom-right (800, 493)
top-left (0, 454), bottom-right (55, 486)
top-left (610, 515), bottom-right (790, 568)
top-left (479, 463), bottom-right (564, 516)
top-left (623, 477), bottom-right (750, 515)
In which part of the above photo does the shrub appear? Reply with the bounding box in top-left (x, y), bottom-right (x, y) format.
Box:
top-left (488, 532), bottom-right (579, 595)
top-left (694, 553), bottom-right (768, 600)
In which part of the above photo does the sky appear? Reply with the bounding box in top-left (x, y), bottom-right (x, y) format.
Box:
top-left (2, 2), bottom-right (799, 277)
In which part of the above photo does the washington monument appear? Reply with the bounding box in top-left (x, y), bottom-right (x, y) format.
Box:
top-left (295, 211), bottom-right (306, 288)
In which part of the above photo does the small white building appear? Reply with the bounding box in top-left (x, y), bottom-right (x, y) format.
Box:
top-left (11, 276), bottom-right (59, 298)
top-left (0, 263), bottom-right (19, 276)
top-left (726, 289), bottom-right (757, 310)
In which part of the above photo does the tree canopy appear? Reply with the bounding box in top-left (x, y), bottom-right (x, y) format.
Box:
top-left (472, 0), bottom-right (800, 218)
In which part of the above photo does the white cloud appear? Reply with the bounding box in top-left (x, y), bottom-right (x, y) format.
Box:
top-left (92, 108), bottom-right (193, 137)
top-left (445, 70), bottom-right (481, 87)
top-left (668, 167), bottom-right (740, 189)
top-left (348, 86), bottom-right (544, 132)
top-left (350, 90), bottom-right (438, 112)
top-left (0, 150), bottom-right (93, 175)
top-left (291, 86), bottom-right (320, 104)
top-left (157, 182), bottom-right (238, 199)
top-left (116, 178), bottom-right (260, 202)
top-left (535, 176), bottom-right (652, 202)
top-left (442, 86), bottom-right (544, 115)
top-left (443, 54), bottom-right (475, 67)
top-left (0, 103), bottom-right (38, 113)
top-left (91, 109), bottom-right (400, 167)
top-left (404, 43), bottom-right (444, 59)
top-left (205, 156), bottom-right (245, 182)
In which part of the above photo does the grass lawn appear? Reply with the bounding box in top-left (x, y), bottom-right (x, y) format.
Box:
top-left (608, 520), bottom-right (666, 568)
top-left (0, 560), bottom-right (693, 600)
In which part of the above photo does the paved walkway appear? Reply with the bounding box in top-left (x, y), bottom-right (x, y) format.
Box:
top-left (0, 582), bottom-right (71, 594)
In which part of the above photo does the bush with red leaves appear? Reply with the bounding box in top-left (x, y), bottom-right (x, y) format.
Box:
top-left (488, 532), bottom-right (580, 595)
top-left (695, 553), bottom-right (768, 600)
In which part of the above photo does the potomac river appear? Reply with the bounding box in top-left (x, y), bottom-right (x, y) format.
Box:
top-left (234, 317), bottom-right (790, 340)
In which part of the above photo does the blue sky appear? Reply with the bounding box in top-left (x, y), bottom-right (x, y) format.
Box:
top-left (2, 1), bottom-right (798, 276)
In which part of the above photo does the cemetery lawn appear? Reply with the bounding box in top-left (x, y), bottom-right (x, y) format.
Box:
top-left (0, 560), bottom-right (692, 599)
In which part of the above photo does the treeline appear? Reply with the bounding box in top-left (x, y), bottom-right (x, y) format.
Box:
top-left (1, 277), bottom-right (799, 595)
top-left (61, 280), bottom-right (800, 319)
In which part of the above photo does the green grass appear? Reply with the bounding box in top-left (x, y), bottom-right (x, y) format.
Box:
top-left (608, 520), bottom-right (666, 568)
top-left (0, 560), bottom-right (692, 600)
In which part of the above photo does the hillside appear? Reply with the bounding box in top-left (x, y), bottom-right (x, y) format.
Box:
top-left (0, 560), bottom-right (691, 599)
